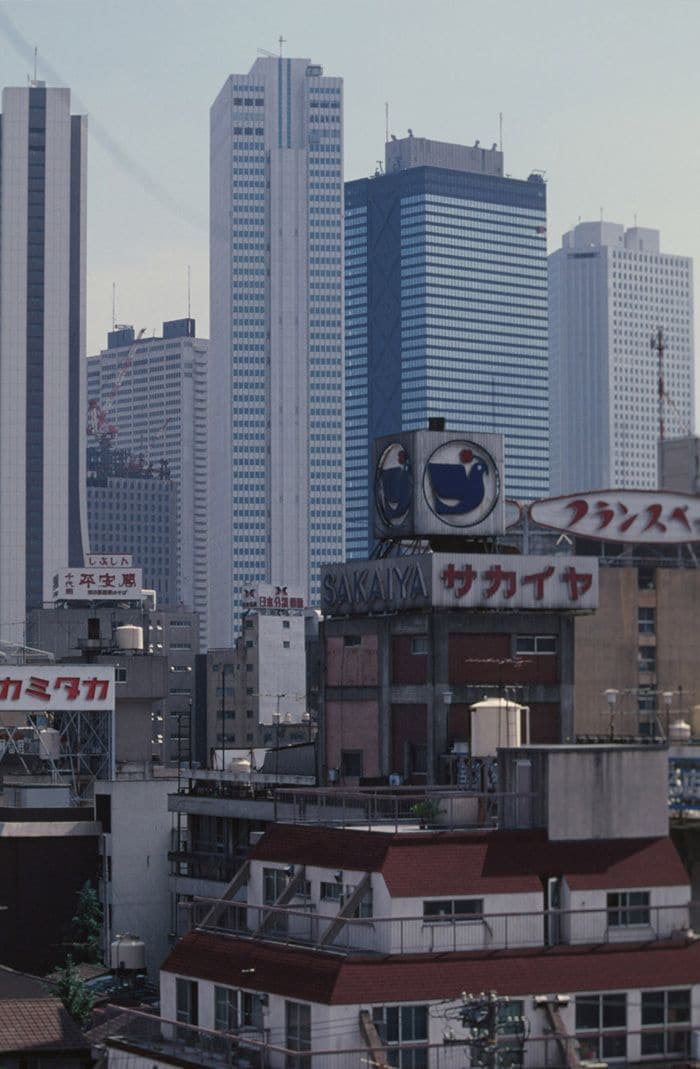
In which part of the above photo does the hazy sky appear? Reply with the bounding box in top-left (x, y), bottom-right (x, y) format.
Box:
top-left (1, 0), bottom-right (700, 421)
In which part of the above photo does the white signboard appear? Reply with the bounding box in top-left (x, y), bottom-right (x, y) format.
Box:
top-left (321, 554), bottom-right (598, 615)
top-left (529, 490), bottom-right (700, 545)
top-left (85, 553), bottom-right (133, 568)
top-left (0, 666), bottom-right (115, 712)
top-left (53, 567), bottom-right (144, 601)
top-left (242, 583), bottom-right (305, 612)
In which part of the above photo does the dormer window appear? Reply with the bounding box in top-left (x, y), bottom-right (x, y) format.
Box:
top-left (423, 898), bottom-right (483, 922)
top-left (607, 891), bottom-right (650, 927)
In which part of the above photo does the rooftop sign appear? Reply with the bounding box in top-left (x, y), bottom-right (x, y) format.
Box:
top-left (321, 554), bottom-right (598, 616)
top-left (374, 430), bottom-right (506, 540)
top-left (53, 567), bottom-right (144, 601)
top-left (529, 490), bottom-right (700, 545)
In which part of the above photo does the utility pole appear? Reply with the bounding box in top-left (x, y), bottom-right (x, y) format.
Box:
top-left (651, 326), bottom-right (666, 444)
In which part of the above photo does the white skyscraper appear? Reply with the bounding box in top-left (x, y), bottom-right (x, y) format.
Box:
top-left (0, 84), bottom-right (88, 642)
top-left (209, 57), bottom-right (345, 645)
top-left (549, 222), bottom-right (694, 494)
top-left (86, 319), bottom-right (209, 645)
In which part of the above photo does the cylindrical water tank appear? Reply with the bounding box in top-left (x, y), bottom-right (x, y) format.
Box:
top-left (38, 728), bottom-right (61, 761)
top-left (110, 934), bottom-right (146, 972)
top-left (470, 697), bottom-right (525, 758)
top-left (669, 719), bottom-right (692, 743)
top-left (115, 625), bottom-right (143, 651)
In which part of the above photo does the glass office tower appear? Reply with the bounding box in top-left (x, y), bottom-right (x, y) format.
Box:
top-left (345, 136), bottom-right (548, 558)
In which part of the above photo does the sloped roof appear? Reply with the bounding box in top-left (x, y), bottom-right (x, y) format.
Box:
top-left (163, 931), bottom-right (700, 1006)
top-left (250, 824), bottom-right (688, 896)
top-left (0, 997), bottom-right (89, 1053)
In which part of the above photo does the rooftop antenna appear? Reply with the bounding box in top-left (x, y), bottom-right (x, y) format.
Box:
top-left (186, 265), bottom-right (191, 319)
top-left (499, 112), bottom-right (503, 153)
top-left (385, 101), bottom-right (389, 143)
top-left (111, 282), bottom-right (116, 330)
top-left (651, 326), bottom-right (666, 444)
top-left (279, 35), bottom-right (286, 57)
top-left (633, 211), bottom-right (638, 227)
top-left (33, 46), bottom-right (37, 83)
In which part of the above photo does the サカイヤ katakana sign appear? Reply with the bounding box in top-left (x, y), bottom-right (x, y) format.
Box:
top-left (529, 490), bottom-right (700, 545)
top-left (321, 554), bottom-right (598, 615)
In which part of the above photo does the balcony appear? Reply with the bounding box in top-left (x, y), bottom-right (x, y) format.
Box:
top-left (187, 899), bottom-right (696, 956)
top-left (100, 1007), bottom-right (698, 1069)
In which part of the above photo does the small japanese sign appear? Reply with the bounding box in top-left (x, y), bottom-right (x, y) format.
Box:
top-left (0, 666), bottom-right (114, 712)
top-left (530, 490), bottom-right (700, 545)
top-left (85, 553), bottom-right (133, 568)
top-left (53, 568), bottom-right (144, 601)
top-left (241, 583), bottom-right (305, 613)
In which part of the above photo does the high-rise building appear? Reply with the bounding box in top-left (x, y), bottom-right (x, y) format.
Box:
top-left (549, 222), bottom-right (694, 493)
top-left (86, 319), bottom-right (208, 642)
top-left (344, 136), bottom-right (548, 559)
top-left (209, 57), bottom-right (345, 646)
top-left (0, 84), bottom-right (88, 640)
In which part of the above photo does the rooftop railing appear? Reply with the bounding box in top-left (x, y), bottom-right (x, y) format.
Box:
top-left (187, 898), bottom-right (695, 956)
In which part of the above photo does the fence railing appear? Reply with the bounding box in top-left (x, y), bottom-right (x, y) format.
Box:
top-left (187, 897), bottom-right (694, 956)
top-left (101, 1008), bottom-right (697, 1069)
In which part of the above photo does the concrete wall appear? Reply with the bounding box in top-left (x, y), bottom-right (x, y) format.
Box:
top-left (546, 747), bottom-right (668, 840)
top-left (98, 776), bottom-right (177, 977)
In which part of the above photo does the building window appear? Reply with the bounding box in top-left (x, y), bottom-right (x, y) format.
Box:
top-left (638, 607), bottom-right (655, 635)
top-left (214, 985), bottom-right (238, 1032)
top-left (575, 993), bottom-right (626, 1061)
top-left (115, 667), bottom-right (127, 683)
top-left (176, 977), bottom-right (198, 1026)
top-left (640, 989), bottom-right (690, 1057)
top-left (263, 867), bottom-right (287, 905)
top-left (607, 891), bottom-right (650, 927)
top-left (411, 635), bottom-right (428, 655)
top-left (638, 647), bottom-right (656, 673)
top-left (283, 641), bottom-right (290, 649)
top-left (515, 634), bottom-right (556, 655)
top-left (423, 898), bottom-right (483, 922)
top-left (320, 880), bottom-right (344, 902)
top-left (343, 634), bottom-right (361, 646)
top-left (285, 1000), bottom-right (311, 1069)
top-left (372, 1005), bottom-right (428, 1068)
top-left (283, 620), bottom-right (290, 629)
top-left (638, 567), bottom-right (655, 590)
top-left (341, 750), bottom-right (362, 778)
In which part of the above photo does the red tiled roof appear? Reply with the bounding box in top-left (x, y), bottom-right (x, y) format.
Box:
top-left (163, 931), bottom-right (700, 1005)
top-left (250, 825), bottom-right (688, 896)
top-left (0, 997), bottom-right (89, 1053)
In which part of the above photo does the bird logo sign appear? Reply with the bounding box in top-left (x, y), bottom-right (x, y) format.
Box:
top-left (375, 442), bottom-right (413, 527)
top-left (423, 439), bottom-right (500, 527)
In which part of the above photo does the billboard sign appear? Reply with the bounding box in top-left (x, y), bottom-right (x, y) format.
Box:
top-left (242, 583), bottom-right (305, 612)
top-left (0, 666), bottom-right (115, 712)
top-left (53, 568), bottom-right (144, 601)
top-left (85, 553), bottom-right (133, 568)
top-left (530, 490), bottom-right (700, 545)
top-left (321, 554), bottom-right (598, 616)
top-left (374, 429), bottom-right (506, 540)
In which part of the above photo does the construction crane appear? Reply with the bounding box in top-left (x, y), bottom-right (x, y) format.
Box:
top-left (86, 327), bottom-right (146, 443)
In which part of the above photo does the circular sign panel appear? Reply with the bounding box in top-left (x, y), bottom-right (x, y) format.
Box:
top-left (423, 439), bottom-right (500, 528)
top-left (375, 442), bottom-right (412, 527)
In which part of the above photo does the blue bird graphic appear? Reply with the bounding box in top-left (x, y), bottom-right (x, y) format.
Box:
top-left (427, 452), bottom-right (488, 516)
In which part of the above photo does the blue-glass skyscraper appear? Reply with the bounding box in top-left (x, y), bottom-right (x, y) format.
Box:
top-left (345, 136), bottom-right (548, 559)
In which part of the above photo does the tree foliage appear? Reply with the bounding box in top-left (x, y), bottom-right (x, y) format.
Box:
top-left (67, 880), bottom-right (103, 964)
top-left (54, 956), bottom-right (94, 1029)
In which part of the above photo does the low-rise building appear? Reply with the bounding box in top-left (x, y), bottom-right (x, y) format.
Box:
top-left (103, 745), bottom-right (700, 1069)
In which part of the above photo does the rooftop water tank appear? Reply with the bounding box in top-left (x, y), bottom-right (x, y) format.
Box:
top-left (38, 728), bottom-right (60, 761)
top-left (470, 697), bottom-right (528, 758)
top-left (669, 719), bottom-right (692, 743)
top-left (110, 934), bottom-right (146, 972)
top-left (115, 625), bottom-right (143, 651)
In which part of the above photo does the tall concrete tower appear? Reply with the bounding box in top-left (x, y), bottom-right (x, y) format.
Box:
top-left (0, 84), bottom-right (88, 641)
top-left (209, 57), bottom-right (345, 645)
